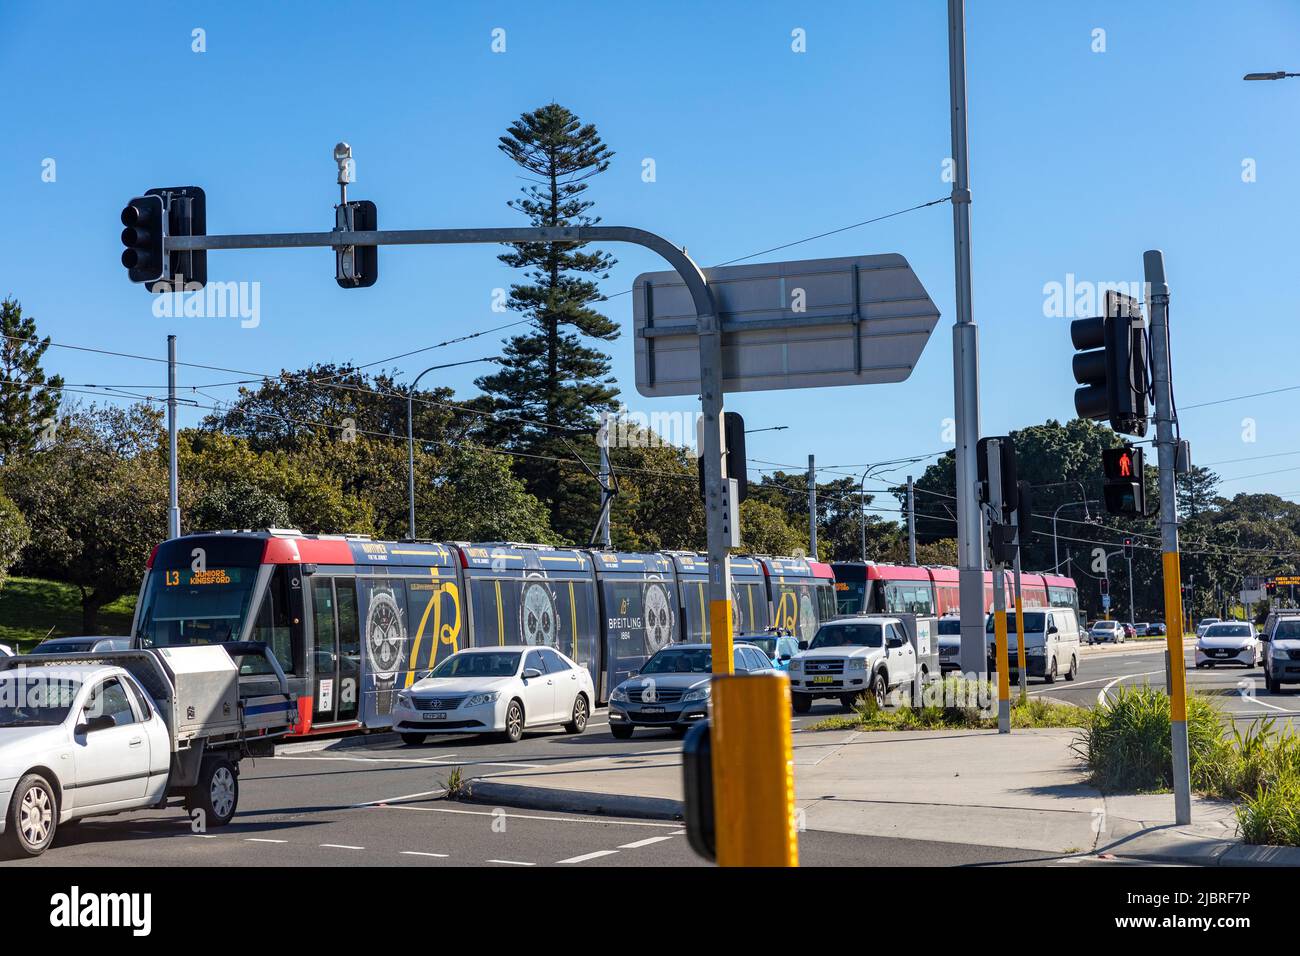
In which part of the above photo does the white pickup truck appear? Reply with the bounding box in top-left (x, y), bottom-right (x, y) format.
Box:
top-left (787, 615), bottom-right (935, 713)
top-left (0, 643), bottom-right (297, 858)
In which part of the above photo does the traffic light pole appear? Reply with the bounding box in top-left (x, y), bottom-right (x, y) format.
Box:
top-left (1012, 511), bottom-right (1027, 702)
top-left (985, 438), bottom-right (1011, 733)
top-left (947, 0), bottom-right (988, 682)
top-left (1145, 249), bottom-right (1192, 825)
top-left (160, 215), bottom-right (796, 863)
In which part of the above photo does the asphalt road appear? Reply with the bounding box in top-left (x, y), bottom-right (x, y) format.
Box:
top-left (2, 707), bottom-right (1140, 869)
top-left (1029, 640), bottom-right (1300, 724)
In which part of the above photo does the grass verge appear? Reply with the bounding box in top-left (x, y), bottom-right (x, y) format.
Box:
top-left (0, 576), bottom-right (136, 651)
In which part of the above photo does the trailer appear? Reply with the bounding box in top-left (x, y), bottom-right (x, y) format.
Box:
top-left (0, 643), bottom-right (297, 857)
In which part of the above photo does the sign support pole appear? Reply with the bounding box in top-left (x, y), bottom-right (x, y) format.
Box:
top-left (167, 334), bottom-right (181, 540)
top-left (1012, 511), bottom-right (1027, 702)
top-left (1145, 249), bottom-right (1191, 825)
top-left (986, 438), bottom-right (1011, 733)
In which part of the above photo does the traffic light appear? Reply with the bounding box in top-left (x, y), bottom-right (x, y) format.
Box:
top-left (1100, 578), bottom-right (1110, 596)
top-left (697, 412), bottom-right (748, 503)
top-left (335, 199), bottom-right (378, 288)
top-left (1123, 537), bottom-right (1134, 560)
top-left (120, 187), bottom-right (207, 290)
top-left (1070, 290), bottom-right (1149, 437)
top-left (976, 435), bottom-right (1018, 522)
top-left (120, 195), bottom-right (165, 284)
top-left (1102, 445), bottom-right (1146, 515)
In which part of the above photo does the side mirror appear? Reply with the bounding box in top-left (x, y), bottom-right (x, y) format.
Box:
top-left (779, 654), bottom-right (792, 662)
top-left (75, 714), bottom-right (116, 735)
top-left (523, 668), bottom-right (543, 680)
top-left (887, 636), bottom-right (904, 649)
top-left (629, 669), bottom-right (640, 678)
top-left (797, 641), bottom-right (809, 651)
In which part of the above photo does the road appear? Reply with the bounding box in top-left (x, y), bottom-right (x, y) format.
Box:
top-left (2, 705), bottom-right (1146, 869)
top-left (1032, 640), bottom-right (1300, 724)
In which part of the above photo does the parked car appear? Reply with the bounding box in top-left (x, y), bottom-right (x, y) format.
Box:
top-left (1261, 612), bottom-right (1300, 693)
top-left (1147, 622), bottom-right (1167, 637)
top-left (1122, 623), bottom-right (1136, 640)
top-left (937, 615), bottom-right (962, 674)
top-left (1195, 618), bottom-right (1222, 638)
top-left (746, 633), bottom-right (801, 672)
top-left (985, 609), bottom-right (1080, 683)
top-left (609, 642), bottom-right (776, 738)
top-left (1133, 623), bottom-right (1150, 637)
top-left (1195, 621), bottom-right (1260, 669)
top-left (393, 646), bottom-right (594, 745)
top-left (787, 616), bottom-right (918, 714)
top-left (1088, 620), bottom-right (1124, 644)
top-left (0, 645), bottom-right (12, 659)
top-left (29, 636), bottom-right (130, 655)
top-left (0, 644), bottom-right (295, 858)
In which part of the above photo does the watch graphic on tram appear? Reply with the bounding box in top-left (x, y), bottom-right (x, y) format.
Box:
top-left (367, 588), bottom-right (404, 715)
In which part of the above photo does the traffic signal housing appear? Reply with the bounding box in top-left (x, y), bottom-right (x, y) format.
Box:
top-left (120, 195), bottom-right (165, 284)
top-left (1070, 290), bottom-right (1149, 437)
top-left (697, 412), bottom-right (748, 503)
top-left (120, 186), bottom-right (207, 290)
top-left (1103, 445), bottom-right (1146, 516)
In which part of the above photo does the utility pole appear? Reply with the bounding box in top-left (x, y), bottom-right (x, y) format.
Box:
top-left (167, 335), bottom-right (180, 540)
top-left (1145, 249), bottom-right (1191, 825)
top-left (948, 0), bottom-right (986, 679)
top-left (984, 438), bottom-right (1011, 733)
top-left (907, 475), bottom-right (917, 565)
top-left (808, 455), bottom-right (817, 559)
top-left (598, 411), bottom-right (613, 549)
top-left (1012, 486), bottom-right (1027, 701)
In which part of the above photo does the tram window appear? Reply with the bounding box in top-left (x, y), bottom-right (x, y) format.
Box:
top-left (817, 585), bottom-right (836, 622)
top-left (250, 566), bottom-right (296, 675)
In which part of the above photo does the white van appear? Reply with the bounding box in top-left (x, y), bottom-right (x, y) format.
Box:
top-left (985, 608), bottom-right (1081, 683)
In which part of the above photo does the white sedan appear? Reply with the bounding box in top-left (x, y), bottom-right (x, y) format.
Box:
top-left (1195, 622), bottom-right (1261, 669)
top-left (391, 646), bottom-right (595, 745)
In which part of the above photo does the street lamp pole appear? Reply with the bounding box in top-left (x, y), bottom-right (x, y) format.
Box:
top-left (406, 357), bottom-right (497, 540)
top-left (1052, 495), bottom-right (1093, 572)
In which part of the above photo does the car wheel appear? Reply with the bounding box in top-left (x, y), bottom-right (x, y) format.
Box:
top-left (501, 699), bottom-right (525, 743)
top-left (840, 693), bottom-right (860, 713)
top-left (610, 723), bottom-right (634, 740)
top-left (2, 773), bottom-right (58, 858)
top-left (1043, 658), bottom-right (1057, 684)
top-left (400, 732), bottom-right (427, 746)
top-left (670, 725), bottom-right (689, 738)
top-left (564, 694), bottom-right (589, 734)
top-left (1267, 673), bottom-right (1281, 694)
top-left (871, 672), bottom-right (887, 709)
top-left (791, 693), bottom-right (812, 714)
top-left (1065, 656), bottom-right (1078, 681)
top-left (185, 757), bottom-right (239, 828)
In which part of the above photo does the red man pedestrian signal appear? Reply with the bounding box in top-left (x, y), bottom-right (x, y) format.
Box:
top-left (1102, 446), bottom-right (1145, 516)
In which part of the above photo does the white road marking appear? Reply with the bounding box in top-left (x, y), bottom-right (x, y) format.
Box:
top-left (556, 849), bottom-right (620, 864)
top-left (320, 843), bottom-right (364, 850)
top-left (274, 753), bottom-right (542, 770)
top-left (1238, 695), bottom-right (1293, 714)
top-left (373, 803), bottom-right (679, 828)
top-left (618, 835), bottom-right (675, 849)
top-left (401, 850), bottom-right (450, 858)
top-left (487, 859), bottom-right (535, 866)
top-left (1097, 670), bottom-right (1167, 706)
top-left (353, 787), bottom-right (448, 807)
top-left (246, 838), bottom-right (287, 844)
top-left (192, 834), bottom-right (219, 839)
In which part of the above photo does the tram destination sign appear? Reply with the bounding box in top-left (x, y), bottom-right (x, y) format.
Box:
top-left (633, 253), bottom-right (941, 397)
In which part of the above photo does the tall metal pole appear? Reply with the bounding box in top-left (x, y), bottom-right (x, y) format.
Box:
top-left (948, 0), bottom-right (986, 679)
top-left (808, 455), bottom-right (818, 559)
top-left (986, 439), bottom-right (1010, 733)
top-left (598, 412), bottom-right (613, 549)
top-left (167, 335), bottom-right (180, 540)
top-left (1012, 509), bottom-right (1027, 702)
top-left (907, 475), bottom-right (917, 565)
top-left (1128, 553), bottom-right (1135, 627)
top-left (407, 385), bottom-right (417, 540)
top-left (1145, 249), bottom-right (1191, 825)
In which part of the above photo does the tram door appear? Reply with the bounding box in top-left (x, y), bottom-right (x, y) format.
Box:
top-left (310, 578), bottom-right (361, 724)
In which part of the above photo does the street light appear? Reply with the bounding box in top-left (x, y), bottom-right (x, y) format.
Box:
top-left (1243, 71), bottom-right (1299, 81)
top-left (1052, 484), bottom-right (1094, 572)
top-left (406, 356), bottom-right (499, 540)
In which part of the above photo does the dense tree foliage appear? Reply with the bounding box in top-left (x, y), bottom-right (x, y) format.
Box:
top-left (0, 298), bottom-right (64, 463)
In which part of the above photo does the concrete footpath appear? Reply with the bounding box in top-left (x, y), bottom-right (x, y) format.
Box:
top-left (464, 726), bottom-right (1300, 866)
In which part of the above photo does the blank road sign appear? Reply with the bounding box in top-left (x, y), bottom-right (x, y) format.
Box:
top-left (633, 253), bottom-right (940, 397)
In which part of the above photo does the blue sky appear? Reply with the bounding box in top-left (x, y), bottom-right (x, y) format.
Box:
top-left (2, 0), bottom-right (1298, 515)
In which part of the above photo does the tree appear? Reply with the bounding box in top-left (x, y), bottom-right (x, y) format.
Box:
top-left (3, 404), bottom-right (168, 631)
top-left (0, 492), bottom-right (28, 589)
top-left (0, 298), bottom-right (64, 463)
top-left (477, 103), bottom-right (620, 541)
top-left (738, 499), bottom-right (808, 556)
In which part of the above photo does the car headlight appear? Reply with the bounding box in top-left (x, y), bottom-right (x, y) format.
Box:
top-left (787, 659), bottom-right (802, 672)
top-left (463, 692), bottom-right (500, 708)
top-left (682, 685), bottom-right (711, 702)
top-left (396, 691), bottom-right (412, 708)
top-left (610, 685), bottom-right (629, 702)
top-left (1028, 646), bottom-right (1046, 655)
top-left (846, 657), bottom-right (867, 672)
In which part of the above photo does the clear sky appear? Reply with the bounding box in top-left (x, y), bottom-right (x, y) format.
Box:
top-left (2, 0), bottom-right (1298, 516)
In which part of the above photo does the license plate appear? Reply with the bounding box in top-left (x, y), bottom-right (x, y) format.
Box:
top-left (642, 706), bottom-right (665, 714)
top-left (813, 676), bottom-right (835, 684)
top-left (421, 712), bottom-right (447, 721)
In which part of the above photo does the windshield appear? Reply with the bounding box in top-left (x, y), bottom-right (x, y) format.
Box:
top-left (1093, 621), bottom-right (1118, 629)
top-left (1275, 620), bottom-right (1300, 640)
top-left (32, 640), bottom-right (96, 654)
top-left (835, 579), bottom-right (866, 615)
top-left (430, 652), bottom-right (521, 679)
top-left (135, 564), bottom-right (261, 648)
top-left (987, 612), bottom-right (1047, 633)
top-left (0, 673), bottom-right (82, 727)
top-left (1205, 624), bottom-right (1253, 638)
top-left (810, 623), bottom-right (883, 649)
top-left (642, 647), bottom-right (712, 674)
top-left (747, 637), bottom-right (777, 658)
top-left (938, 619), bottom-right (961, 636)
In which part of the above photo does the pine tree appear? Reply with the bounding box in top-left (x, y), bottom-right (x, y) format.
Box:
top-left (0, 298), bottom-right (64, 463)
top-left (477, 103), bottom-right (619, 541)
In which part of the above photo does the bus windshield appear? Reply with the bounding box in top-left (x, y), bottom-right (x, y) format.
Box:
top-left (134, 565), bottom-right (261, 648)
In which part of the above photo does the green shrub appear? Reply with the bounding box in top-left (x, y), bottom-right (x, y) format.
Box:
top-left (1236, 769), bottom-right (1300, 847)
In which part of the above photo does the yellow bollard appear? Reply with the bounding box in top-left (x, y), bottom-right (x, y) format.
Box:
top-left (711, 673), bottom-right (799, 867)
